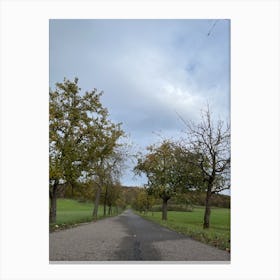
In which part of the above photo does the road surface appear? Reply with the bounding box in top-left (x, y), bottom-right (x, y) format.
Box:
top-left (49, 209), bottom-right (230, 262)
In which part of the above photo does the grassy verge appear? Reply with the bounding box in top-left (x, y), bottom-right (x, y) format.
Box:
top-left (49, 199), bottom-right (121, 232)
top-left (137, 207), bottom-right (230, 251)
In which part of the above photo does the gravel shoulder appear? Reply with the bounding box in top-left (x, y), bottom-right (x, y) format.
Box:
top-left (50, 209), bottom-right (230, 262)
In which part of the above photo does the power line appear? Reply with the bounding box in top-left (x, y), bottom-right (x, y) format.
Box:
top-left (207, 19), bottom-right (219, 36)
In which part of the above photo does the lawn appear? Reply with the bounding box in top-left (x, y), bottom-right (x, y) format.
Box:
top-left (138, 207), bottom-right (230, 251)
top-left (49, 199), bottom-right (119, 231)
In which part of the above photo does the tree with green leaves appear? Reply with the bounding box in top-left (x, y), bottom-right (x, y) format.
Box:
top-left (106, 182), bottom-right (123, 215)
top-left (85, 130), bottom-right (124, 219)
top-left (134, 139), bottom-right (204, 220)
top-left (132, 188), bottom-right (155, 214)
top-left (49, 77), bottom-right (124, 223)
top-left (134, 140), bottom-right (181, 220)
top-left (49, 78), bottom-right (87, 223)
top-left (100, 148), bottom-right (126, 216)
top-left (169, 142), bottom-right (206, 192)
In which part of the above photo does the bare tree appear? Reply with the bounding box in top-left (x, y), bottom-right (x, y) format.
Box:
top-left (185, 106), bottom-right (230, 228)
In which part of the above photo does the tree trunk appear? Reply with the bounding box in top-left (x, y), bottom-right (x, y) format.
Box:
top-left (203, 189), bottom-right (212, 229)
top-left (49, 183), bottom-right (58, 223)
top-left (162, 198), bottom-right (168, 220)
top-left (93, 186), bottom-right (101, 220)
top-left (103, 185), bottom-right (108, 216)
top-left (71, 183), bottom-right (74, 198)
top-left (103, 204), bottom-right (107, 216)
top-left (108, 205), bottom-right (112, 215)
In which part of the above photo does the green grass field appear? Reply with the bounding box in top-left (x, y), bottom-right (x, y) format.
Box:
top-left (49, 199), bottom-right (120, 231)
top-left (138, 207), bottom-right (230, 251)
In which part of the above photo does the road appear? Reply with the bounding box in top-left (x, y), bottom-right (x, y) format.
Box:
top-left (49, 209), bottom-right (230, 262)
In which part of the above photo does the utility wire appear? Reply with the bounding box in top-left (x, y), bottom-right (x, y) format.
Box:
top-left (207, 19), bottom-right (219, 36)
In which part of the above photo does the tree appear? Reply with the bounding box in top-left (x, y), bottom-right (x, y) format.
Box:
top-left (132, 188), bottom-right (155, 214)
top-left (83, 90), bottom-right (124, 219)
top-left (106, 182), bottom-right (122, 215)
top-left (184, 106), bottom-right (230, 228)
top-left (87, 136), bottom-right (125, 220)
top-left (134, 140), bottom-right (179, 220)
top-left (122, 186), bottom-right (141, 206)
top-left (170, 142), bottom-right (205, 192)
top-left (101, 148), bottom-right (126, 216)
top-left (49, 77), bottom-right (124, 223)
top-left (49, 78), bottom-right (87, 223)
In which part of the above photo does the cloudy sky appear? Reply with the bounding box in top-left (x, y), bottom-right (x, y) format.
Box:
top-left (49, 19), bottom-right (230, 186)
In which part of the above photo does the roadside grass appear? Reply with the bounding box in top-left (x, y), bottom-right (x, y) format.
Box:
top-left (138, 207), bottom-right (230, 251)
top-left (49, 199), bottom-right (120, 232)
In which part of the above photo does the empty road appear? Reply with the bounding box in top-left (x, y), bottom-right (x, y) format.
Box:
top-left (49, 209), bottom-right (230, 262)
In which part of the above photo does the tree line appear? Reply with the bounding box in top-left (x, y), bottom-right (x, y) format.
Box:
top-left (49, 78), bottom-right (230, 229)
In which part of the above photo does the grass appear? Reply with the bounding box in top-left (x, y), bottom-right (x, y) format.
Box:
top-left (49, 198), bottom-right (120, 231)
top-left (137, 207), bottom-right (230, 251)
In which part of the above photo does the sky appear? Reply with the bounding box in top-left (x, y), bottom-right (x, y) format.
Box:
top-left (49, 19), bottom-right (230, 187)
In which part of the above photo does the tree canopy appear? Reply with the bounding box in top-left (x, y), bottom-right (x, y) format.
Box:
top-left (49, 78), bottom-right (124, 222)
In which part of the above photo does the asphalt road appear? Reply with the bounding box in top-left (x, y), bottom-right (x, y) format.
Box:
top-left (49, 209), bottom-right (230, 262)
